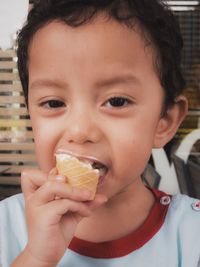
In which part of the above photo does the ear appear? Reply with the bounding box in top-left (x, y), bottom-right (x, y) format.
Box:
top-left (153, 95), bottom-right (188, 148)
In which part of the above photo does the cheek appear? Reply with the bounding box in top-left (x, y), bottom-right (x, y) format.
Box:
top-left (31, 119), bottom-right (60, 171)
top-left (113, 135), bottom-right (152, 177)
top-left (110, 119), bottom-right (158, 176)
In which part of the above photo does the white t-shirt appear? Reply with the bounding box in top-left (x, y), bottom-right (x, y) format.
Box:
top-left (0, 189), bottom-right (200, 267)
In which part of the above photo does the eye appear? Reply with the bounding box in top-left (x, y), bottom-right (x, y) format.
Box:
top-left (105, 97), bottom-right (132, 108)
top-left (40, 100), bottom-right (65, 109)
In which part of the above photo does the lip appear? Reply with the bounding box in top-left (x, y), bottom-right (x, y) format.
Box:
top-left (97, 171), bottom-right (108, 188)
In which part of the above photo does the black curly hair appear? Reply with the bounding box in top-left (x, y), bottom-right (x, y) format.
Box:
top-left (17, 0), bottom-right (185, 109)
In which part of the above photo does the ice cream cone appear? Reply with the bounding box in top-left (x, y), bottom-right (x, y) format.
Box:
top-left (55, 154), bottom-right (99, 200)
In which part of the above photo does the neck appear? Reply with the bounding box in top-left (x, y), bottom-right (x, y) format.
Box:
top-left (75, 181), bottom-right (155, 242)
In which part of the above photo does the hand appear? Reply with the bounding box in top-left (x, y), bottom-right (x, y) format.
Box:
top-left (21, 168), bottom-right (107, 265)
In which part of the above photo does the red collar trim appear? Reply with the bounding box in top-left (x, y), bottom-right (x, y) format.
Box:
top-left (69, 188), bottom-right (170, 258)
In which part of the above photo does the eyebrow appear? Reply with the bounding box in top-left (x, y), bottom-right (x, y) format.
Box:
top-left (29, 74), bottom-right (139, 91)
top-left (94, 74), bottom-right (140, 88)
top-left (29, 79), bottom-right (68, 90)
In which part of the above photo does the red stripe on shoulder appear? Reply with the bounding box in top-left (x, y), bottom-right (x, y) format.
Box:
top-left (69, 188), bottom-right (171, 258)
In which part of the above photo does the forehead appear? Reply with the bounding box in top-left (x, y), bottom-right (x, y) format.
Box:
top-left (29, 14), bottom-right (154, 61)
top-left (28, 15), bottom-right (160, 90)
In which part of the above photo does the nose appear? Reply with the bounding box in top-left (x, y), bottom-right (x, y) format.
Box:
top-left (63, 108), bottom-right (101, 145)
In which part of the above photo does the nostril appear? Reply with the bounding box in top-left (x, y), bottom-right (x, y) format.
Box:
top-left (64, 123), bottom-right (101, 144)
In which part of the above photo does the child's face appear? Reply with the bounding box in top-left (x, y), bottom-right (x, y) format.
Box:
top-left (28, 16), bottom-right (165, 198)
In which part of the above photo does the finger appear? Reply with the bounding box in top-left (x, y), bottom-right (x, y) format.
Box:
top-left (60, 194), bottom-right (108, 226)
top-left (48, 173), bottom-right (66, 183)
top-left (21, 169), bottom-right (48, 199)
top-left (32, 180), bottom-right (92, 206)
top-left (86, 194), bottom-right (108, 210)
top-left (48, 174), bottom-right (67, 200)
top-left (45, 198), bottom-right (92, 223)
top-left (48, 167), bottom-right (58, 176)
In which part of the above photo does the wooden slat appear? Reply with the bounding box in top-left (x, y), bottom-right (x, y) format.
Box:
top-left (0, 61), bottom-right (17, 69)
top-left (0, 95), bottom-right (25, 104)
top-left (0, 142), bottom-right (34, 150)
top-left (0, 50), bottom-right (16, 58)
top-left (0, 47), bottom-right (36, 190)
top-left (0, 154), bottom-right (36, 162)
top-left (0, 107), bottom-right (28, 116)
top-left (0, 73), bottom-right (19, 81)
top-left (0, 131), bottom-right (33, 139)
top-left (0, 176), bottom-right (20, 185)
top-left (0, 119), bottom-right (31, 127)
top-left (0, 84), bottom-right (22, 92)
top-left (1, 165), bottom-right (37, 173)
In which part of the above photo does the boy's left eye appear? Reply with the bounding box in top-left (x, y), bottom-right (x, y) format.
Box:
top-left (40, 100), bottom-right (65, 109)
top-left (104, 97), bottom-right (132, 108)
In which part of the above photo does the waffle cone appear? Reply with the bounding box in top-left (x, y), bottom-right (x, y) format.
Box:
top-left (56, 155), bottom-right (99, 200)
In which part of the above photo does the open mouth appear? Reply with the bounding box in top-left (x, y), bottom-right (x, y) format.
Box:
top-left (80, 159), bottom-right (108, 178)
top-left (91, 161), bottom-right (108, 177)
top-left (55, 151), bottom-right (108, 179)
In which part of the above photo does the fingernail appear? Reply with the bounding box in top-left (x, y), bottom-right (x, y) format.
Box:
top-left (55, 175), bottom-right (66, 182)
top-left (21, 171), bottom-right (28, 178)
top-left (21, 171), bottom-right (25, 177)
top-left (82, 190), bottom-right (92, 198)
top-left (49, 168), bottom-right (57, 175)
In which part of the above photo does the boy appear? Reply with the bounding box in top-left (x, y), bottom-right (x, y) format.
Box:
top-left (0, 0), bottom-right (199, 266)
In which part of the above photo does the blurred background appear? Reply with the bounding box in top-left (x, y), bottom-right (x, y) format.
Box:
top-left (0, 0), bottom-right (200, 200)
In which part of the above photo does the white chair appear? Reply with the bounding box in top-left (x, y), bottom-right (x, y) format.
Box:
top-left (152, 148), bottom-right (180, 194)
top-left (175, 129), bottom-right (200, 162)
top-left (151, 129), bottom-right (200, 195)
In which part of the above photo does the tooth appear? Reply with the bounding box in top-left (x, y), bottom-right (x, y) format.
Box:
top-left (82, 159), bottom-right (93, 165)
top-left (99, 167), bottom-right (107, 176)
